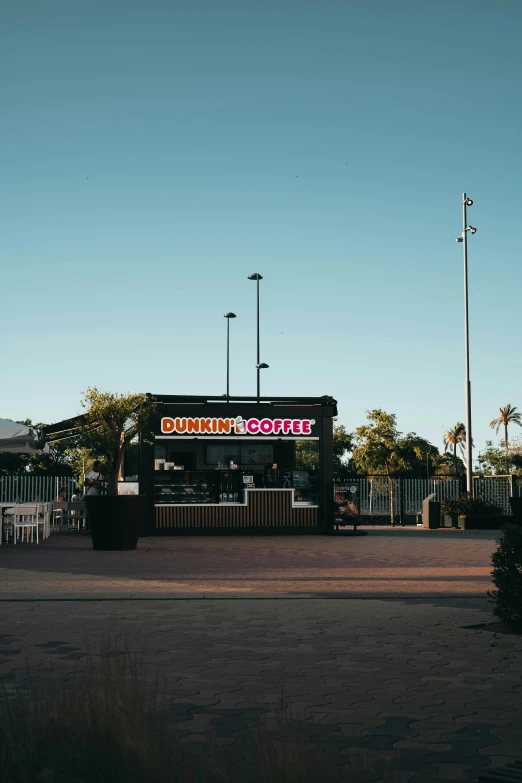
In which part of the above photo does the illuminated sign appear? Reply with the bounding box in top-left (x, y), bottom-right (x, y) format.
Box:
top-left (160, 415), bottom-right (315, 436)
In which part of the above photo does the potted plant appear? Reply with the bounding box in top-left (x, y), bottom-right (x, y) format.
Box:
top-left (440, 498), bottom-right (460, 528)
top-left (78, 388), bottom-right (156, 550)
top-left (442, 495), bottom-right (506, 530)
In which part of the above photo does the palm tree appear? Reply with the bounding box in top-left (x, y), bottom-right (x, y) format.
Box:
top-left (443, 423), bottom-right (467, 475)
top-left (490, 404), bottom-right (522, 471)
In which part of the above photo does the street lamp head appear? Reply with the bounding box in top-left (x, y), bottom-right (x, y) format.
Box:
top-left (467, 226), bottom-right (477, 234)
top-left (256, 363), bottom-right (269, 369)
top-left (464, 197), bottom-right (473, 206)
top-left (248, 273), bottom-right (263, 281)
top-left (224, 312), bottom-right (237, 318)
top-left (456, 236), bottom-right (463, 243)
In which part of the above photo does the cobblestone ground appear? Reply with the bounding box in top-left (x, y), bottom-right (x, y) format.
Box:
top-left (1, 529), bottom-right (521, 782)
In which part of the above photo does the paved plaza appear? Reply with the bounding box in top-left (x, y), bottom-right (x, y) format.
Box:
top-left (1, 528), bottom-right (521, 781)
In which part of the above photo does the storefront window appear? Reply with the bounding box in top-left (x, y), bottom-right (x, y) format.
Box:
top-left (153, 438), bottom-right (320, 506)
top-left (205, 444), bottom-right (273, 466)
top-left (295, 440), bottom-right (320, 470)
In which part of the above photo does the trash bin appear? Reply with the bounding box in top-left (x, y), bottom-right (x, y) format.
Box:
top-left (423, 493), bottom-right (441, 529)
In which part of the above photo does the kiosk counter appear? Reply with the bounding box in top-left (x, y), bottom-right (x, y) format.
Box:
top-left (139, 395), bottom-right (337, 534)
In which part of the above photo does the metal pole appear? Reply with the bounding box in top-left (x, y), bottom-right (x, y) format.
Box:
top-left (462, 193), bottom-right (473, 495)
top-left (256, 277), bottom-right (260, 402)
top-left (226, 317), bottom-right (230, 400)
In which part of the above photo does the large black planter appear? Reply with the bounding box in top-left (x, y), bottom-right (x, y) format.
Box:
top-left (86, 495), bottom-right (146, 551)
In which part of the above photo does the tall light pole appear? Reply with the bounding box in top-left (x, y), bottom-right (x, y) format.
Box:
top-left (456, 193), bottom-right (477, 495)
top-left (224, 312), bottom-right (236, 401)
top-left (256, 363), bottom-right (269, 400)
top-left (248, 273), bottom-right (263, 400)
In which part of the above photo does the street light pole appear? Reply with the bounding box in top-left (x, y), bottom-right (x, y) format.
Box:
top-left (456, 194), bottom-right (477, 495)
top-left (224, 313), bottom-right (236, 401)
top-left (248, 273), bottom-right (263, 401)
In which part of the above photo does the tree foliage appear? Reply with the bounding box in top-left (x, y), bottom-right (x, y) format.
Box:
top-left (490, 404), bottom-right (522, 472)
top-left (352, 410), bottom-right (434, 523)
top-left (333, 423), bottom-right (354, 479)
top-left (76, 388), bottom-right (156, 496)
top-left (352, 410), bottom-right (432, 477)
top-left (443, 422), bottom-right (467, 475)
top-left (432, 452), bottom-right (465, 476)
top-left (477, 440), bottom-right (510, 476)
top-left (489, 524), bottom-right (522, 633)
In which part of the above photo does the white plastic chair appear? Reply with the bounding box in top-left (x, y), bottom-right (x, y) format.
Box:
top-left (13, 504), bottom-right (39, 544)
top-left (52, 501), bottom-right (68, 531)
top-left (68, 502), bottom-right (86, 530)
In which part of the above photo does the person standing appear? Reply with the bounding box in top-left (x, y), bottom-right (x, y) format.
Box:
top-left (84, 461), bottom-right (103, 496)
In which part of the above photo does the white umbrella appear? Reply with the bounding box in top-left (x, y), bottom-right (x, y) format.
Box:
top-left (0, 419), bottom-right (50, 454)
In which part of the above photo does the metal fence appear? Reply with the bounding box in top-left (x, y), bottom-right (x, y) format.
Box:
top-left (0, 473), bottom-right (518, 516)
top-left (0, 475), bottom-right (77, 503)
top-left (335, 475), bottom-right (518, 518)
top-left (473, 475), bottom-right (516, 514)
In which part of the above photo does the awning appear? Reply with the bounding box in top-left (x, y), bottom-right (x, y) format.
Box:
top-left (0, 419), bottom-right (50, 454)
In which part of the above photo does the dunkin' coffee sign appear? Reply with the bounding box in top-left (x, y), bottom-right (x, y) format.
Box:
top-left (160, 416), bottom-right (316, 436)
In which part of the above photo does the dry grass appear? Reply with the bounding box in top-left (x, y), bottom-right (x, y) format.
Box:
top-left (0, 642), bottom-right (402, 783)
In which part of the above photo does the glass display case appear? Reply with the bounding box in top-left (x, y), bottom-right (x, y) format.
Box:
top-left (154, 470), bottom-right (220, 505)
top-left (154, 470), bottom-right (247, 504)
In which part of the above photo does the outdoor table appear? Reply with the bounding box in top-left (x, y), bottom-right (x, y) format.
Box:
top-left (0, 502), bottom-right (16, 545)
top-left (0, 502), bottom-right (51, 543)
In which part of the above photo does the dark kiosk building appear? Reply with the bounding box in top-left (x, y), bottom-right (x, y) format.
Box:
top-left (140, 394), bottom-right (337, 534)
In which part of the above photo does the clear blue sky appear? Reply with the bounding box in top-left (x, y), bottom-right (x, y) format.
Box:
top-left (2, 0), bottom-right (522, 457)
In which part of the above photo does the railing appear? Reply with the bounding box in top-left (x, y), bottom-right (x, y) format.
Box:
top-left (473, 475), bottom-right (515, 515)
top-left (335, 475), bottom-right (517, 518)
top-left (0, 475), bottom-right (77, 503)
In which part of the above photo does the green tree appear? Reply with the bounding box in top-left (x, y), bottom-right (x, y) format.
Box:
top-left (333, 423), bottom-right (354, 479)
top-left (352, 410), bottom-right (432, 524)
top-left (443, 423), bottom-right (467, 475)
top-left (75, 388), bottom-right (156, 496)
top-left (509, 436), bottom-right (522, 476)
top-left (477, 440), bottom-right (510, 476)
top-left (490, 404), bottom-right (522, 472)
top-left (433, 452), bottom-right (465, 476)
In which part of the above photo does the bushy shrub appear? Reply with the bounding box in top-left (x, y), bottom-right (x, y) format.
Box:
top-left (441, 494), bottom-right (502, 517)
top-left (489, 523), bottom-right (522, 632)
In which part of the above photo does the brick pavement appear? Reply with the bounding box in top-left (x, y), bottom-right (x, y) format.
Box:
top-left (0, 527), bottom-right (498, 598)
top-left (1, 529), bottom-right (520, 782)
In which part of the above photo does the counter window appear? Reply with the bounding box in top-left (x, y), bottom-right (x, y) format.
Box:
top-left (153, 437), bottom-right (320, 506)
top-left (205, 444), bottom-right (273, 467)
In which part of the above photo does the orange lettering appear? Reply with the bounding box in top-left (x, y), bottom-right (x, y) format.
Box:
top-left (187, 418), bottom-right (199, 433)
top-left (218, 419), bottom-right (232, 434)
top-left (200, 418), bottom-right (212, 433)
top-left (174, 418), bottom-right (187, 433)
top-left (161, 417), bottom-right (175, 433)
